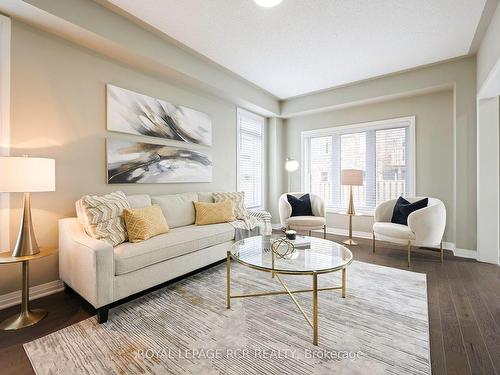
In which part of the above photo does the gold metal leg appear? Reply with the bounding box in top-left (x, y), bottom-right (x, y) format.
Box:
top-left (0, 261), bottom-right (47, 330)
top-left (312, 272), bottom-right (318, 346)
top-left (407, 241), bottom-right (411, 267)
top-left (440, 241), bottom-right (443, 263)
top-left (342, 268), bottom-right (346, 298)
top-left (226, 251), bottom-right (231, 309)
top-left (271, 249), bottom-right (275, 278)
top-left (343, 214), bottom-right (358, 246)
top-left (372, 232), bottom-right (376, 253)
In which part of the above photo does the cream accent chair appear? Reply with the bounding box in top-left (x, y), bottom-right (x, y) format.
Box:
top-left (279, 193), bottom-right (327, 238)
top-left (372, 197), bottom-right (446, 266)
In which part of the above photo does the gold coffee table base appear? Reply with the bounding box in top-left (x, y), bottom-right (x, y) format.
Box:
top-left (0, 308), bottom-right (47, 330)
top-left (226, 251), bottom-right (347, 346)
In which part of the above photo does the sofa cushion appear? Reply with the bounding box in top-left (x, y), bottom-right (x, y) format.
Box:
top-left (197, 192), bottom-right (214, 203)
top-left (286, 216), bottom-right (325, 229)
top-left (114, 223), bottom-right (235, 275)
top-left (126, 194), bottom-right (152, 209)
top-left (373, 222), bottom-right (416, 240)
top-left (151, 192), bottom-right (198, 229)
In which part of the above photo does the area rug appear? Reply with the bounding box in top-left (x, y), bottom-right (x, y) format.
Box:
top-left (24, 261), bottom-right (430, 374)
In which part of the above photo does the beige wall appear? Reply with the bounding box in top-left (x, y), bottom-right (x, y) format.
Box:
top-left (284, 90), bottom-right (455, 243)
top-left (2, 21), bottom-right (242, 295)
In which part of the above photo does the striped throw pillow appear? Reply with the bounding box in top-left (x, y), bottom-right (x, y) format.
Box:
top-left (76, 191), bottom-right (130, 246)
top-left (212, 192), bottom-right (248, 219)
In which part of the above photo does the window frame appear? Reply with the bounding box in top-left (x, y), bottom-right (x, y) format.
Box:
top-left (301, 116), bottom-right (416, 214)
top-left (236, 107), bottom-right (266, 210)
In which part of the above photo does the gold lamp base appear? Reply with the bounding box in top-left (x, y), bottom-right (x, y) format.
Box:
top-left (12, 192), bottom-right (40, 257)
top-left (344, 185), bottom-right (358, 246)
top-left (0, 309), bottom-right (47, 330)
top-left (343, 238), bottom-right (358, 246)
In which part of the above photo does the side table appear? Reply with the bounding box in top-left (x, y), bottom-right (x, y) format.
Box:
top-left (0, 247), bottom-right (57, 330)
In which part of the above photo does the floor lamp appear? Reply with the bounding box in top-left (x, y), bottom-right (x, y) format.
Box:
top-left (341, 169), bottom-right (363, 246)
top-left (285, 158), bottom-right (299, 192)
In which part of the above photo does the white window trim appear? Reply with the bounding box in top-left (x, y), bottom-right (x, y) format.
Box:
top-left (236, 108), bottom-right (266, 210)
top-left (301, 116), bottom-right (416, 214)
top-left (0, 15), bottom-right (10, 251)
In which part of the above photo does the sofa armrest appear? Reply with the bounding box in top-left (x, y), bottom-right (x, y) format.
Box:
top-left (59, 218), bottom-right (114, 308)
top-left (278, 195), bottom-right (292, 228)
top-left (407, 202), bottom-right (446, 246)
top-left (374, 199), bottom-right (397, 223)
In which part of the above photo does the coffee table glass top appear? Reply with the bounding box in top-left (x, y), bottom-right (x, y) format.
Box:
top-left (230, 235), bottom-right (353, 274)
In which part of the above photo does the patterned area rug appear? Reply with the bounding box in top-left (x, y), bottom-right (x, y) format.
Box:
top-left (24, 261), bottom-right (430, 374)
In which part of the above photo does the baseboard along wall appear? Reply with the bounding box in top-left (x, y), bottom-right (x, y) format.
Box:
top-left (0, 279), bottom-right (64, 310)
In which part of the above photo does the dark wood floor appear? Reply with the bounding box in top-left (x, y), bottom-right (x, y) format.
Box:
top-left (0, 234), bottom-right (499, 375)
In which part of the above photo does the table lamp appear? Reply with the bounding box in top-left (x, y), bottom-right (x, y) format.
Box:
top-left (341, 169), bottom-right (363, 246)
top-left (285, 157), bottom-right (299, 192)
top-left (0, 156), bottom-right (55, 256)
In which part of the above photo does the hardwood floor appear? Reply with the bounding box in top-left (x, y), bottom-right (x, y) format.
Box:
top-left (0, 234), bottom-right (499, 375)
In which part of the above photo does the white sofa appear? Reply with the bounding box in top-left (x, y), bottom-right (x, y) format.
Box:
top-left (59, 192), bottom-right (269, 323)
top-left (372, 197), bottom-right (446, 266)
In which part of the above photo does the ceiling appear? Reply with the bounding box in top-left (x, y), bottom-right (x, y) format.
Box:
top-left (108, 0), bottom-right (487, 99)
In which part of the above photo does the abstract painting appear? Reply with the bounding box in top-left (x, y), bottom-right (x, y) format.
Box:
top-left (107, 138), bottom-right (212, 184)
top-left (107, 85), bottom-right (212, 146)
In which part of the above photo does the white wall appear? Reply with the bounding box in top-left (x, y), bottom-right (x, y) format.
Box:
top-left (477, 97), bottom-right (500, 264)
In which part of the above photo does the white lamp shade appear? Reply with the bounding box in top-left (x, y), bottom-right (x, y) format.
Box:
top-left (341, 169), bottom-right (363, 186)
top-left (0, 157), bottom-right (55, 192)
top-left (285, 158), bottom-right (299, 172)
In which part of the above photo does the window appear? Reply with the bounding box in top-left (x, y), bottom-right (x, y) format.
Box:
top-left (237, 108), bottom-right (265, 208)
top-left (302, 116), bottom-right (415, 212)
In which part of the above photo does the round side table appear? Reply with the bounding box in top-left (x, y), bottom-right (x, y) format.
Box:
top-left (0, 247), bottom-right (57, 330)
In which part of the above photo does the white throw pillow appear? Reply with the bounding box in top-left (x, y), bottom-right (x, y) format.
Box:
top-left (212, 192), bottom-right (248, 220)
top-left (75, 191), bottom-right (130, 246)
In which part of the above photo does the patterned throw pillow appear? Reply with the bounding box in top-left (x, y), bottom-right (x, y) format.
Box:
top-left (123, 205), bottom-right (169, 242)
top-left (75, 191), bottom-right (130, 246)
top-left (194, 200), bottom-right (236, 225)
top-left (212, 192), bottom-right (248, 219)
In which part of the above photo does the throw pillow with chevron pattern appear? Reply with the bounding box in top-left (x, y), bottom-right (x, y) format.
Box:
top-left (76, 191), bottom-right (130, 246)
top-left (212, 192), bottom-right (248, 219)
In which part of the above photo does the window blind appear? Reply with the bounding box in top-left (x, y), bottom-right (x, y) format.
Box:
top-left (304, 117), bottom-right (414, 211)
top-left (237, 108), bottom-right (265, 208)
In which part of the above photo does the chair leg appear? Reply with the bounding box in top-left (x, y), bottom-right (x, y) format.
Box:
top-left (309, 230), bottom-right (312, 237)
top-left (440, 241), bottom-right (444, 263)
top-left (407, 241), bottom-right (411, 267)
top-left (323, 225), bottom-right (327, 239)
top-left (372, 232), bottom-right (376, 253)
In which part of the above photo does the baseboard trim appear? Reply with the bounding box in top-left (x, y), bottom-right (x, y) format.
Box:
top-left (0, 279), bottom-right (64, 310)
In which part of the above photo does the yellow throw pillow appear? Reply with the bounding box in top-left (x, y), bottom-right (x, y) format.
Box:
top-left (194, 200), bottom-right (236, 225)
top-left (123, 205), bottom-right (169, 243)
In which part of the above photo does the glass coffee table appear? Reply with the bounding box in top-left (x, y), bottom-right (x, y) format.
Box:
top-left (226, 235), bottom-right (353, 346)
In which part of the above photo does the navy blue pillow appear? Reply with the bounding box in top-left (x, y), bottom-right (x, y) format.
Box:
top-left (287, 194), bottom-right (313, 217)
top-left (391, 196), bottom-right (428, 226)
